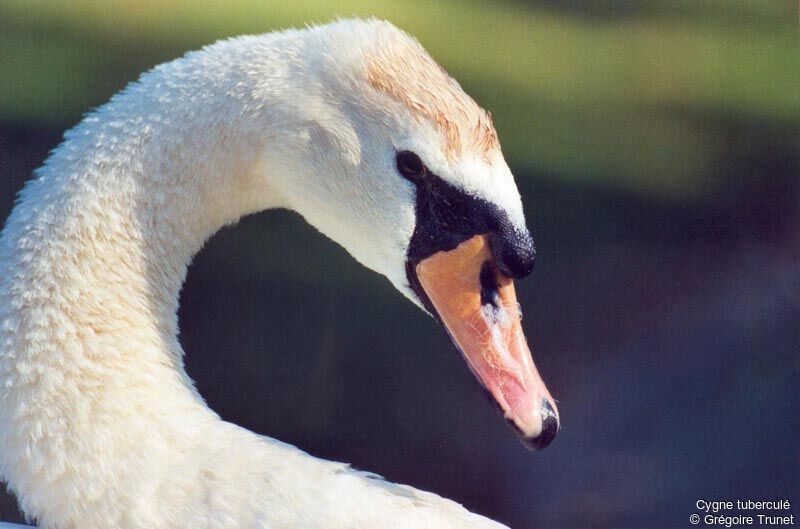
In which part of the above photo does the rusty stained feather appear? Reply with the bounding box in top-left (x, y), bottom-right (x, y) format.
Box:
top-left (366, 38), bottom-right (499, 163)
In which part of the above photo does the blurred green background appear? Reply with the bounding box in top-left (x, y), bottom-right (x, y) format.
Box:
top-left (1, 0), bottom-right (796, 199)
top-left (1, 1), bottom-right (798, 528)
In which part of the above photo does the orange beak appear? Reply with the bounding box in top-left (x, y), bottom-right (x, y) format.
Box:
top-left (415, 234), bottom-right (558, 449)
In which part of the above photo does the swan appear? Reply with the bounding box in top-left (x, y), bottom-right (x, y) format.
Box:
top-left (0, 19), bottom-right (559, 529)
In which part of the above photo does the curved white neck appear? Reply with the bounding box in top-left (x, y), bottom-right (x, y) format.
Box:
top-left (0, 24), bottom-right (513, 529)
top-left (0, 40), bottom-right (288, 527)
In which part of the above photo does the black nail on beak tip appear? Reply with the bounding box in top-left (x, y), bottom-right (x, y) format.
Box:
top-left (521, 400), bottom-right (559, 451)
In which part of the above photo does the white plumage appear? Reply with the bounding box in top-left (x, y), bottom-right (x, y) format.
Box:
top-left (0, 19), bottom-right (530, 529)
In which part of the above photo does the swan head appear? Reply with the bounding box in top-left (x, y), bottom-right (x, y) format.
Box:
top-left (256, 19), bottom-right (558, 449)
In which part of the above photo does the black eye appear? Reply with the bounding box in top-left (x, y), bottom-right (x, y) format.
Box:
top-left (396, 151), bottom-right (426, 182)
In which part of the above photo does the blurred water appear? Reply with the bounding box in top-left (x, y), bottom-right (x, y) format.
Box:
top-left (1, 117), bottom-right (796, 527)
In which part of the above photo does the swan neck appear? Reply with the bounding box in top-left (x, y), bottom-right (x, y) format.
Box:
top-left (0, 45), bottom-right (279, 526)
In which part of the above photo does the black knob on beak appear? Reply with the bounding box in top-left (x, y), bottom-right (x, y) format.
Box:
top-left (489, 220), bottom-right (535, 279)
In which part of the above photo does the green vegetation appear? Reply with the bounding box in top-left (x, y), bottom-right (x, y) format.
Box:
top-left (1, 0), bottom-right (796, 199)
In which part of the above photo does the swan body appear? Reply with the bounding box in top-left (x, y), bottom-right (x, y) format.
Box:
top-left (0, 19), bottom-right (556, 529)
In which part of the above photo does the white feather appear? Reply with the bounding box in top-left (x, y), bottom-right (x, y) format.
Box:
top-left (0, 19), bottom-right (522, 529)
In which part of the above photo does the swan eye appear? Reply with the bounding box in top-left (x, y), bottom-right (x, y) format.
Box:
top-left (396, 151), bottom-right (426, 182)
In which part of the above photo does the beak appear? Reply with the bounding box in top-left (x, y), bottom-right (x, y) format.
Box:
top-left (414, 234), bottom-right (558, 450)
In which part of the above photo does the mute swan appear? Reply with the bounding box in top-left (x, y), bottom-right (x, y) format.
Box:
top-left (0, 19), bottom-right (558, 529)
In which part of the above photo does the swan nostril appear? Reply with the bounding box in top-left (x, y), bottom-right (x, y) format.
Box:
top-left (479, 261), bottom-right (501, 307)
